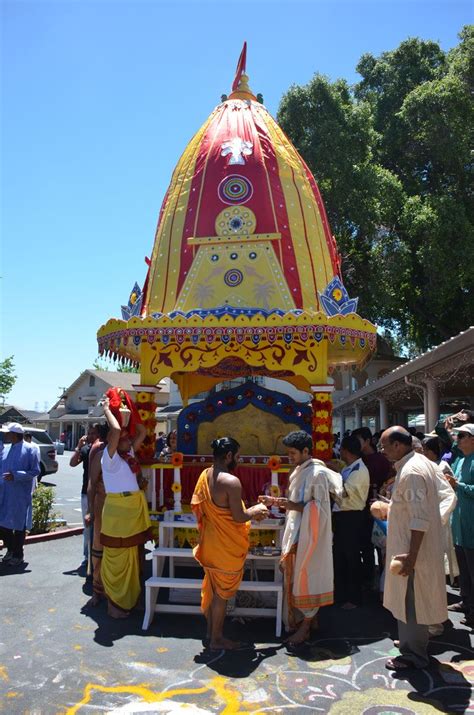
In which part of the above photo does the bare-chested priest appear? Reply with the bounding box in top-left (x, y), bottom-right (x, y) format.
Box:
top-left (191, 437), bottom-right (269, 651)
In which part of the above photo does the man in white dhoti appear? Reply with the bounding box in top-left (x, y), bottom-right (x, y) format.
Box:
top-left (260, 430), bottom-right (342, 645)
top-left (379, 427), bottom-right (448, 671)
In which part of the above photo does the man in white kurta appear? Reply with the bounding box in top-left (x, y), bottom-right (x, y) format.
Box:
top-left (260, 430), bottom-right (342, 645)
top-left (381, 427), bottom-right (447, 670)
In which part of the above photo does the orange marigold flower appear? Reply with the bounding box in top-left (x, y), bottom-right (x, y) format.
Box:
top-left (267, 455), bottom-right (281, 470)
top-left (270, 484), bottom-right (281, 498)
top-left (171, 452), bottom-right (184, 468)
top-left (137, 393), bottom-right (150, 403)
top-left (171, 482), bottom-right (182, 493)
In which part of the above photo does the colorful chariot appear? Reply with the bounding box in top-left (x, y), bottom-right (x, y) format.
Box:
top-left (97, 44), bottom-right (376, 513)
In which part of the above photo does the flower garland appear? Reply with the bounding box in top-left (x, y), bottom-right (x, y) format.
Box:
top-left (135, 391), bottom-right (158, 464)
top-left (312, 391), bottom-right (333, 462)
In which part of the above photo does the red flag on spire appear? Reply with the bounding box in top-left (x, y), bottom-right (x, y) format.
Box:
top-left (231, 42), bottom-right (247, 92)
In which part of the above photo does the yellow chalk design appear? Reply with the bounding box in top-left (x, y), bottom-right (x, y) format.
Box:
top-left (64, 676), bottom-right (263, 714)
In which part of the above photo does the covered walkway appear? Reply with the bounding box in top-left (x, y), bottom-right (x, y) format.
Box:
top-left (333, 327), bottom-right (474, 433)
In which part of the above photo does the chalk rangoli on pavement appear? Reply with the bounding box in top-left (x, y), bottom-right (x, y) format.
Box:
top-left (63, 635), bottom-right (473, 714)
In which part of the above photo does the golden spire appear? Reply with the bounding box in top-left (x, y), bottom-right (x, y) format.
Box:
top-left (229, 73), bottom-right (256, 100)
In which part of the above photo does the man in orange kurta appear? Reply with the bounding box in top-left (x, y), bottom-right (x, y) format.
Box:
top-left (191, 437), bottom-right (269, 650)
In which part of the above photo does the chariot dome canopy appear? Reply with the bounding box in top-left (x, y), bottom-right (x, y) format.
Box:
top-left (98, 43), bottom-right (376, 403)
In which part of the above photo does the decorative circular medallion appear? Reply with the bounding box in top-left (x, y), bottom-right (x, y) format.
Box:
top-left (224, 269), bottom-right (243, 287)
top-left (215, 206), bottom-right (256, 236)
top-left (218, 175), bottom-right (253, 204)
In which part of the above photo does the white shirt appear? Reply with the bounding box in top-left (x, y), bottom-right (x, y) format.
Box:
top-left (333, 457), bottom-right (370, 512)
top-left (101, 450), bottom-right (139, 494)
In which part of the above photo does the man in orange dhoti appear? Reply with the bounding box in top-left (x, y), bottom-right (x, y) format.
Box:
top-left (260, 431), bottom-right (342, 645)
top-left (191, 437), bottom-right (269, 650)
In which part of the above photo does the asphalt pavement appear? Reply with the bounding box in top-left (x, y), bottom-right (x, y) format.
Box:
top-left (41, 452), bottom-right (86, 528)
top-left (0, 534), bottom-right (473, 715)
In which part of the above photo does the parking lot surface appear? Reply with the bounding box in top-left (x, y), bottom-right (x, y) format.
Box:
top-left (0, 534), bottom-right (473, 714)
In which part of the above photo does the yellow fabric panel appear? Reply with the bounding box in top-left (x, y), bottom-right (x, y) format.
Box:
top-left (100, 491), bottom-right (151, 611)
top-left (146, 113), bottom-right (215, 314)
top-left (101, 491), bottom-right (151, 539)
top-left (174, 374), bottom-right (224, 404)
top-left (263, 116), bottom-right (335, 309)
top-left (102, 544), bottom-right (140, 611)
top-left (175, 371), bottom-right (316, 402)
top-left (175, 241), bottom-right (295, 312)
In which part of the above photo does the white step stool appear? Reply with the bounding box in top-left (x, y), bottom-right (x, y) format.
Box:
top-left (143, 570), bottom-right (283, 637)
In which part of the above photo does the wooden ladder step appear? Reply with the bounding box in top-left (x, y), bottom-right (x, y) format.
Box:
top-left (151, 548), bottom-right (280, 560)
top-left (145, 577), bottom-right (282, 591)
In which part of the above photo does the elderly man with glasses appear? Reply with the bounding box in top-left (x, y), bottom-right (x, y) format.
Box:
top-left (378, 426), bottom-right (447, 671)
top-left (447, 424), bottom-right (474, 628)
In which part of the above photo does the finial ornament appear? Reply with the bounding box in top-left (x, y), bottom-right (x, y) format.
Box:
top-left (237, 73), bottom-right (251, 94)
top-left (229, 42), bottom-right (256, 100)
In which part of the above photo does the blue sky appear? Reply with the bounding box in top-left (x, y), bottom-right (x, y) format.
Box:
top-left (2, 0), bottom-right (471, 410)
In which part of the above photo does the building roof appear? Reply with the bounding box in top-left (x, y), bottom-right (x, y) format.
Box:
top-left (334, 326), bottom-right (474, 414)
top-left (156, 405), bottom-right (182, 415)
top-left (44, 412), bottom-right (98, 423)
top-left (50, 370), bottom-right (170, 411)
top-left (0, 406), bottom-right (50, 424)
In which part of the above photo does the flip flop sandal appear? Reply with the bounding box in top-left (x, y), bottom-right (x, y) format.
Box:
top-left (385, 657), bottom-right (418, 671)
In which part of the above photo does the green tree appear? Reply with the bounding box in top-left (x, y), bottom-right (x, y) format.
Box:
top-left (278, 74), bottom-right (405, 333)
top-left (0, 355), bottom-right (17, 404)
top-left (92, 356), bottom-right (139, 373)
top-left (277, 27), bottom-right (474, 350)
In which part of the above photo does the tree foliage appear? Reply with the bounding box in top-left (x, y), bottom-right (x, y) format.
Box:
top-left (0, 355), bottom-right (17, 404)
top-left (92, 356), bottom-right (139, 374)
top-left (277, 27), bottom-right (474, 351)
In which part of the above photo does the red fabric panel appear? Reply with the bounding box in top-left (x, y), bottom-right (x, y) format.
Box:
top-left (251, 108), bottom-right (302, 305)
top-left (155, 465), bottom-right (289, 508)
